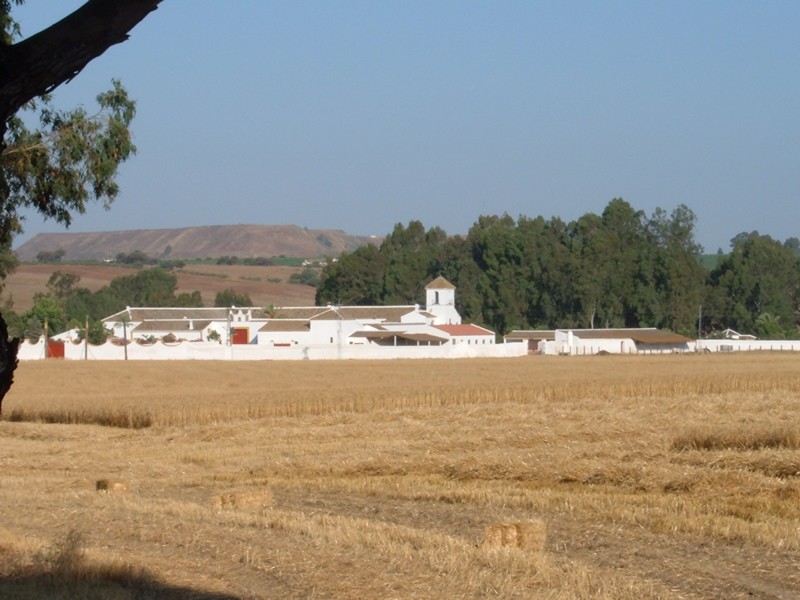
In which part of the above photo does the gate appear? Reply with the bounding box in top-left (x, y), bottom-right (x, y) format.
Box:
top-left (46, 340), bottom-right (65, 358)
top-left (231, 328), bottom-right (249, 345)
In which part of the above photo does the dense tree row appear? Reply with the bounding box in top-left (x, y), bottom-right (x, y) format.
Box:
top-left (317, 199), bottom-right (800, 339)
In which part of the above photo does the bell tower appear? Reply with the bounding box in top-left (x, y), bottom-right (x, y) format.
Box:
top-left (425, 276), bottom-right (461, 325)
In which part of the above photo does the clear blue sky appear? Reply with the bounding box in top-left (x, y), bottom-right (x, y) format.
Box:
top-left (13, 1), bottom-right (800, 252)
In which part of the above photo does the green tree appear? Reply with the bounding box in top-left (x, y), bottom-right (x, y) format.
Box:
top-left (289, 268), bottom-right (321, 288)
top-left (754, 312), bottom-right (785, 339)
top-left (0, 1), bottom-right (160, 142)
top-left (0, 1), bottom-right (161, 277)
top-left (646, 204), bottom-right (706, 334)
top-left (78, 318), bottom-right (110, 344)
top-left (784, 237), bottom-right (800, 256)
top-left (65, 286), bottom-right (124, 326)
top-left (22, 315), bottom-right (42, 342)
top-left (115, 250), bottom-right (155, 266)
top-left (0, 1), bottom-right (161, 402)
top-left (467, 214), bottom-right (529, 333)
top-left (3, 81), bottom-right (137, 250)
top-left (316, 244), bottom-right (387, 305)
top-left (36, 248), bottom-right (66, 263)
top-left (23, 294), bottom-right (66, 335)
top-left (433, 235), bottom-right (483, 323)
top-left (46, 271), bottom-right (81, 301)
top-left (215, 288), bottom-right (253, 307)
top-left (108, 268), bottom-right (179, 307)
top-left (707, 233), bottom-right (800, 336)
top-left (174, 290), bottom-right (203, 308)
top-left (381, 221), bottom-right (444, 304)
top-left (0, 0), bottom-right (160, 258)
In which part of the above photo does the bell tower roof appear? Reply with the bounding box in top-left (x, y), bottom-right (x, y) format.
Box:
top-left (425, 276), bottom-right (455, 290)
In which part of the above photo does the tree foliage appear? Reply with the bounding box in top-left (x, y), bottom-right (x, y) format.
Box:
top-left (317, 199), bottom-right (799, 338)
top-left (2, 81), bottom-right (137, 249)
top-left (0, 0), bottom-right (161, 283)
top-left (0, 0), bottom-right (160, 403)
top-left (215, 288), bottom-right (253, 308)
top-left (36, 248), bottom-right (65, 263)
top-left (706, 233), bottom-right (800, 337)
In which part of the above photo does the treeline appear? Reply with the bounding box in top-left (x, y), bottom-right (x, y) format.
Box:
top-left (316, 199), bottom-right (800, 338)
top-left (36, 249), bottom-right (277, 268)
top-left (3, 269), bottom-right (253, 343)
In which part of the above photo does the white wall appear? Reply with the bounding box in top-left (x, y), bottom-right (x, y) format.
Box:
top-left (18, 339), bottom-right (46, 360)
top-left (551, 331), bottom-right (637, 355)
top-left (695, 339), bottom-right (800, 352)
top-left (539, 338), bottom-right (800, 355)
top-left (18, 338), bottom-right (527, 361)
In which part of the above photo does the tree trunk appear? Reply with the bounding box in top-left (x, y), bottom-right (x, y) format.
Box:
top-left (0, 312), bottom-right (19, 414)
top-left (0, 0), bottom-right (163, 145)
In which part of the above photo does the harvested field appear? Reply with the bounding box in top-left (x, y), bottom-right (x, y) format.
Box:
top-left (1, 353), bottom-right (799, 598)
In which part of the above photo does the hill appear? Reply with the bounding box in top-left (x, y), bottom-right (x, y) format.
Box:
top-left (13, 224), bottom-right (380, 262)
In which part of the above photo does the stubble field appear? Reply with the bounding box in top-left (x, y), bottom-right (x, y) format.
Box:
top-left (1, 353), bottom-right (799, 599)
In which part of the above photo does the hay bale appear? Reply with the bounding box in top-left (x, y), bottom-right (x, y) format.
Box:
top-left (515, 520), bottom-right (547, 551)
top-left (96, 479), bottom-right (128, 493)
top-left (483, 520), bottom-right (546, 551)
top-left (211, 488), bottom-right (273, 512)
top-left (483, 523), bottom-right (507, 547)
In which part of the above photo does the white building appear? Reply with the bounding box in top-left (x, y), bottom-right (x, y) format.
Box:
top-left (28, 277), bottom-right (525, 361)
top-left (506, 328), bottom-right (693, 355)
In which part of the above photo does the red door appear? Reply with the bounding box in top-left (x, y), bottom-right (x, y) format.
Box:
top-left (47, 340), bottom-right (65, 358)
top-left (231, 328), bottom-right (249, 345)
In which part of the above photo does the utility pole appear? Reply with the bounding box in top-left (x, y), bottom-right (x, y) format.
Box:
top-left (696, 305), bottom-right (703, 353)
top-left (697, 305), bottom-right (702, 340)
top-left (121, 317), bottom-right (129, 360)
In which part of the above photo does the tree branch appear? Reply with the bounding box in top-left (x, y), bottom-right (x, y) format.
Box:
top-left (0, 0), bottom-right (162, 140)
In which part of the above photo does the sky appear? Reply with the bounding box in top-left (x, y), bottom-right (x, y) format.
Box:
top-left (11, 1), bottom-right (800, 252)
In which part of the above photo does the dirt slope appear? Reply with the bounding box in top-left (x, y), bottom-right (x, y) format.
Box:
top-left (14, 224), bottom-right (380, 261)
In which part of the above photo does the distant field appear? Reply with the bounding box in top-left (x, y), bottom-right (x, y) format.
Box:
top-left (1, 354), bottom-right (798, 598)
top-left (3, 262), bottom-right (317, 312)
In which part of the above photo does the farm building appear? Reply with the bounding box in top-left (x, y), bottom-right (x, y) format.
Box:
top-left (101, 277), bottom-right (468, 347)
top-left (506, 328), bottom-right (693, 355)
top-left (24, 277), bottom-right (526, 361)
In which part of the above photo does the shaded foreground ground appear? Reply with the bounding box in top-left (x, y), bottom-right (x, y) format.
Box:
top-left (1, 355), bottom-right (799, 598)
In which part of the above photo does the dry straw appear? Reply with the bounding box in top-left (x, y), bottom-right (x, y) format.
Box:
top-left (483, 520), bottom-right (546, 551)
top-left (211, 489), bottom-right (273, 512)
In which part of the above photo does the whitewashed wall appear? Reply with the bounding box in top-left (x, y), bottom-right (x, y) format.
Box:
top-left (551, 330), bottom-right (638, 355)
top-left (19, 339), bottom-right (528, 361)
top-left (538, 338), bottom-right (800, 355)
top-left (695, 339), bottom-right (800, 352)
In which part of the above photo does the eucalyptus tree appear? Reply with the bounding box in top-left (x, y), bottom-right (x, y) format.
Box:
top-left (381, 221), bottom-right (448, 305)
top-left (467, 214), bottom-right (530, 334)
top-left (707, 233), bottom-right (800, 337)
top-left (0, 0), bottom-right (162, 264)
top-left (647, 204), bottom-right (706, 334)
top-left (0, 0), bottom-right (162, 406)
top-left (316, 243), bottom-right (388, 306)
